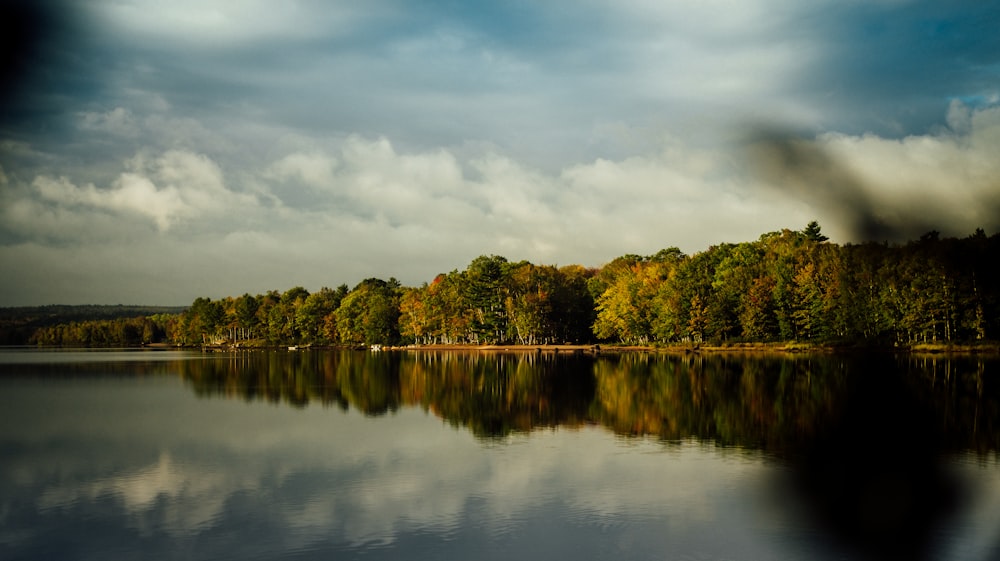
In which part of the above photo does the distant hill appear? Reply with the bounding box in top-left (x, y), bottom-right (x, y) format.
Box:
top-left (0, 305), bottom-right (186, 345)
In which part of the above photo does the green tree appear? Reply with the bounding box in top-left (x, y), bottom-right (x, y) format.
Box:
top-left (234, 293), bottom-right (260, 341)
top-left (336, 278), bottom-right (401, 345)
top-left (802, 220), bottom-right (829, 242)
top-left (464, 255), bottom-right (510, 344)
top-left (296, 287), bottom-right (343, 343)
top-left (550, 265), bottom-right (597, 343)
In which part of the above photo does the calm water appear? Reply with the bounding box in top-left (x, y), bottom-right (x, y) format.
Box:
top-left (1, 349), bottom-right (999, 561)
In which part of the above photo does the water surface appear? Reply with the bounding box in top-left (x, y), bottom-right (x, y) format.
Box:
top-left (1, 349), bottom-right (998, 560)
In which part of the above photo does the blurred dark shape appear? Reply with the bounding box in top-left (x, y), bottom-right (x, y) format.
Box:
top-left (0, 0), bottom-right (79, 124)
top-left (744, 128), bottom-right (935, 243)
top-left (2, 1), bottom-right (45, 98)
top-left (742, 127), bottom-right (1000, 243)
top-left (780, 353), bottom-right (962, 561)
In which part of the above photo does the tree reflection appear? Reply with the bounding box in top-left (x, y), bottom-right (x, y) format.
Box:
top-left (402, 351), bottom-right (595, 436)
top-left (588, 353), bottom-right (850, 451)
top-left (176, 350), bottom-right (1000, 453)
top-left (172, 349), bottom-right (1000, 558)
top-left (179, 350), bottom-right (596, 437)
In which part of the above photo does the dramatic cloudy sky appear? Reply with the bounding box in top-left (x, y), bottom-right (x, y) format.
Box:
top-left (1, 0), bottom-right (999, 305)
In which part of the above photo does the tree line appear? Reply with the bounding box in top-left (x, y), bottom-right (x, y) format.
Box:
top-left (26, 223), bottom-right (1000, 347)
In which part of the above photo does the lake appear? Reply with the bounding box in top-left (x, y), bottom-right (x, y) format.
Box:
top-left (1, 348), bottom-right (999, 560)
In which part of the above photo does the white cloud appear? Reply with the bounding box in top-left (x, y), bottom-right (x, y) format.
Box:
top-left (2, 132), bottom-right (806, 305)
top-left (34, 175), bottom-right (184, 232)
top-left (140, 114), bottom-right (229, 153)
top-left (255, 136), bottom-right (775, 268)
top-left (78, 108), bottom-right (141, 137)
top-left (266, 152), bottom-right (339, 189)
top-left (1, 192), bottom-right (123, 244)
top-left (30, 150), bottom-right (257, 232)
top-left (946, 99), bottom-right (973, 135)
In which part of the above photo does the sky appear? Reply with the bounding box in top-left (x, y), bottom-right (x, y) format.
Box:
top-left (1, 0), bottom-right (999, 305)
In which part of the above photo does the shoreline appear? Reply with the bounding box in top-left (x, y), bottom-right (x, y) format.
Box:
top-left (392, 342), bottom-right (1000, 355)
top-left (14, 341), bottom-right (1000, 355)
top-left (191, 341), bottom-right (1000, 355)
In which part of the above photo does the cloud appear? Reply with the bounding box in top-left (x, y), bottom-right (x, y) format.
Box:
top-left (51, 0), bottom-right (826, 171)
top-left (78, 107), bottom-right (141, 137)
top-left (257, 135), bottom-right (792, 265)
top-left (29, 150), bottom-right (256, 232)
top-left (93, 0), bottom-right (370, 46)
top-left (1, 132), bottom-right (813, 304)
top-left (793, 1), bottom-right (1000, 134)
top-left (33, 175), bottom-right (181, 232)
top-left (266, 152), bottom-right (338, 189)
top-left (2, 0), bottom-right (998, 304)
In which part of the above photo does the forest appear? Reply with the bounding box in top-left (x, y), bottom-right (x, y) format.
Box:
top-left (19, 223), bottom-right (1000, 348)
top-left (0, 305), bottom-right (184, 346)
